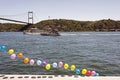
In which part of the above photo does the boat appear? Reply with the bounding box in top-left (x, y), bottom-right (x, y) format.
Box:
top-left (23, 27), bottom-right (60, 36)
top-left (40, 29), bottom-right (60, 36)
top-left (23, 28), bottom-right (43, 35)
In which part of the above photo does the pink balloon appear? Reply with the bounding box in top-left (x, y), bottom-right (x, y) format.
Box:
top-left (91, 71), bottom-right (96, 76)
top-left (58, 61), bottom-right (63, 68)
top-left (30, 59), bottom-right (35, 65)
top-left (10, 54), bottom-right (16, 60)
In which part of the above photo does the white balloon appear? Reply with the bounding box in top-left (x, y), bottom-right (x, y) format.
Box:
top-left (52, 62), bottom-right (57, 68)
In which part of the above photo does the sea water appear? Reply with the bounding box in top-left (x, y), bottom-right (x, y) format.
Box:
top-left (0, 32), bottom-right (120, 76)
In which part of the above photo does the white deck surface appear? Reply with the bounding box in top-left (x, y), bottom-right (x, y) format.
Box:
top-left (0, 75), bottom-right (120, 80)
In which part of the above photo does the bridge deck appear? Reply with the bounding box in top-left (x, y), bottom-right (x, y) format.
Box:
top-left (0, 18), bottom-right (28, 24)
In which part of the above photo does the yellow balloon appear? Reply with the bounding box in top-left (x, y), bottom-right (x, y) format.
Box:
top-left (45, 64), bottom-right (51, 70)
top-left (64, 63), bottom-right (69, 70)
top-left (82, 69), bottom-right (87, 75)
top-left (70, 65), bottom-right (76, 71)
top-left (23, 58), bottom-right (29, 64)
top-left (8, 49), bottom-right (14, 55)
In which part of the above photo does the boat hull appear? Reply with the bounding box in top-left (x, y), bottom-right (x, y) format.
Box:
top-left (23, 32), bottom-right (60, 36)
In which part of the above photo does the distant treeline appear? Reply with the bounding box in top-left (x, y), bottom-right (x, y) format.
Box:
top-left (1, 19), bottom-right (120, 32)
top-left (0, 23), bottom-right (24, 32)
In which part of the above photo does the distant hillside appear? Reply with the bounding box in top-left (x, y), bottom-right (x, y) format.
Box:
top-left (0, 23), bottom-right (24, 32)
top-left (1, 19), bottom-right (120, 32)
top-left (35, 19), bottom-right (120, 31)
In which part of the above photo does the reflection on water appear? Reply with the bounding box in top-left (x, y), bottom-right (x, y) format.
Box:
top-left (0, 32), bottom-right (120, 76)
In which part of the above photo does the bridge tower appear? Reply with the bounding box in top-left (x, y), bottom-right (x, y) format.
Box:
top-left (28, 11), bottom-right (33, 24)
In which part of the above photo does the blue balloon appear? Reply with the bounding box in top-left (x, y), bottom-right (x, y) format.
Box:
top-left (37, 60), bottom-right (42, 65)
top-left (75, 69), bottom-right (80, 75)
top-left (0, 47), bottom-right (1, 51)
top-left (95, 73), bottom-right (99, 76)
top-left (52, 62), bottom-right (57, 68)
top-left (0, 46), bottom-right (7, 52)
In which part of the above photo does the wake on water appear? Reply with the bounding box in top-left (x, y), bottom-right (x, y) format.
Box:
top-left (60, 32), bottom-right (120, 36)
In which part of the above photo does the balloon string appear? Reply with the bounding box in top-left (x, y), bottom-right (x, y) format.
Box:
top-left (0, 45), bottom-right (100, 76)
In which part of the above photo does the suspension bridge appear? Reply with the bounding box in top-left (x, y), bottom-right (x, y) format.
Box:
top-left (0, 11), bottom-right (34, 24)
top-left (0, 17), bottom-right (28, 24)
top-left (0, 12), bottom-right (34, 31)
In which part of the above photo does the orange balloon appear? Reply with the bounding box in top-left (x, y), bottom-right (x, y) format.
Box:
top-left (17, 53), bottom-right (23, 58)
top-left (24, 58), bottom-right (29, 64)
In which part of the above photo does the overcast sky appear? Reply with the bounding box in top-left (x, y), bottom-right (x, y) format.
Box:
top-left (0, 0), bottom-right (120, 23)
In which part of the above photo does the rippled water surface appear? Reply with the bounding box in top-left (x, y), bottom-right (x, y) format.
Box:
top-left (0, 32), bottom-right (120, 76)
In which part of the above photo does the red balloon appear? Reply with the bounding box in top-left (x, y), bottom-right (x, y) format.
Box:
top-left (86, 71), bottom-right (91, 76)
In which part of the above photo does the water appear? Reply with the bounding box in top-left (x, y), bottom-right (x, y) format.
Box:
top-left (0, 32), bottom-right (120, 76)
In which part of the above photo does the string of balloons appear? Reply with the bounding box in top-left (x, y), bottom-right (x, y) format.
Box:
top-left (0, 45), bottom-right (99, 76)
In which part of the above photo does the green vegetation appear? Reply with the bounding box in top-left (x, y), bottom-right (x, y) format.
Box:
top-left (0, 23), bottom-right (24, 32)
top-left (1, 19), bottom-right (120, 32)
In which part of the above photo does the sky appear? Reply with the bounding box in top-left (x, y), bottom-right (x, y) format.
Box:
top-left (0, 0), bottom-right (120, 23)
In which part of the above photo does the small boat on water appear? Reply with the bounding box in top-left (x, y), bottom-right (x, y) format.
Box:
top-left (40, 29), bottom-right (60, 36)
top-left (23, 27), bottom-right (60, 36)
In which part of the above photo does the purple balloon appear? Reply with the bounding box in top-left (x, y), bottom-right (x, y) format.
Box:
top-left (10, 54), bottom-right (16, 60)
top-left (41, 61), bottom-right (46, 67)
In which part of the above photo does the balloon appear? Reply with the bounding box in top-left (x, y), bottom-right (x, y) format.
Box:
top-left (17, 53), bottom-right (23, 58)
top-left (70, 65), bottom-right (76, 71)
top-left (91, 71), bottom-right (96, 76)
top-left (64, 63), bottom-right (69, 70)
top-left (41, 61), bottom-right (46, 67)
top-left (86, 71), bottom-right (91, 76)
top-left (10, 54), bottom-right (16, 60)
top-left (30, 59), bottom-right (35, 65)
top-left (0, 46), bottom-right (1, 51)
top-left (45, 64), bottom-right (51, 70)
top-left (82, 69), bottom-right (87, 75)
top-left (23, 58), bottom-right (29, 64)
top-left (8, 49), bottom-right (14, 55)
top-left (52, 62), bottom-right (57, 68)
top-left (75, 69), bottom-right (80, 75)
top-left (58, 61), bottom-right (63, 68)
top-left (0, 46), bottom-right (7, 52)
top-left (95, 73), bottom-right (99, 76)
top-left (37, 60), bottom-right (42, 65)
